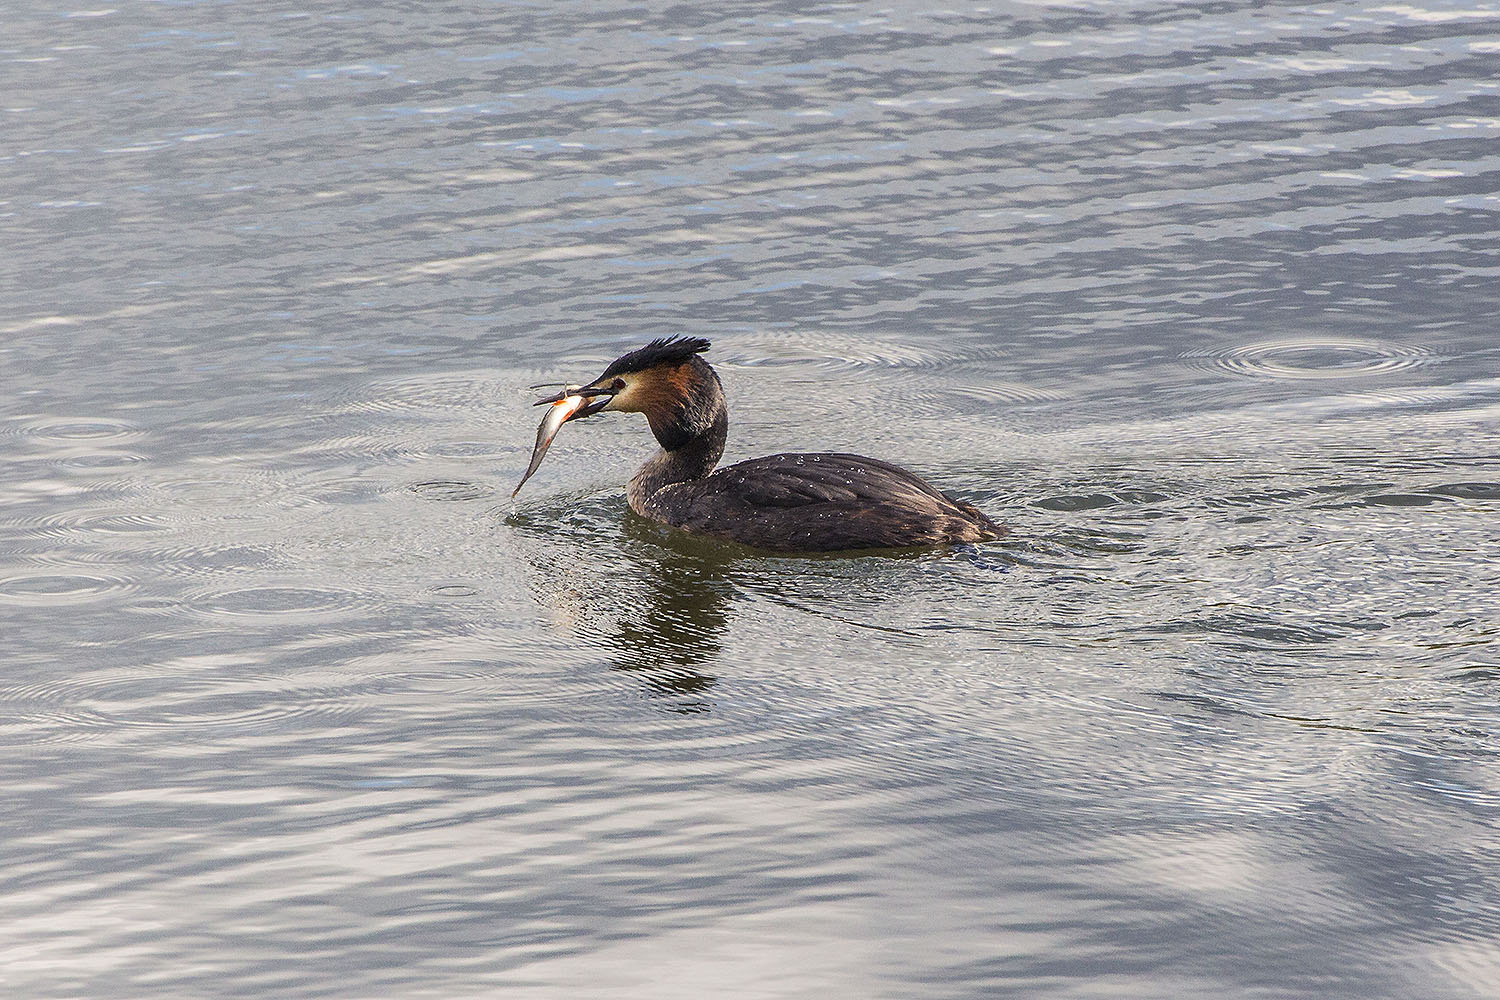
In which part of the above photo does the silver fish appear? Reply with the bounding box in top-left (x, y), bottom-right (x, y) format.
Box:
top-left (513, 388), bottom-right (584, 497)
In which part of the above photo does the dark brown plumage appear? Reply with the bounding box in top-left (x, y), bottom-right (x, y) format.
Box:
top-left (641, 452), bottom-right (1000, 550)
top-left (536, 337), bottom-right (1003, 552)
top-left (599, 336), bottom-right (711, 379)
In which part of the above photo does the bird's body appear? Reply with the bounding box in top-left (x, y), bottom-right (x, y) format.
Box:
top-left (632, 453), bottom-right (998, 551)
top-left (521, 337), bottom-right (1002, 553)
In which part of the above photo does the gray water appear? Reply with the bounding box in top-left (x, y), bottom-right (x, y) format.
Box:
top-left (3, 1), bottom-right (1499, 996)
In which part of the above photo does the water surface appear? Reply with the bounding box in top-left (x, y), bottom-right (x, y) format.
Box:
top-left (3, 1), bottom-right (1499, 997)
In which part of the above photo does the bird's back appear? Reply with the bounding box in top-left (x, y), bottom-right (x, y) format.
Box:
top-left (640, 452), bottom-right (1003, 552)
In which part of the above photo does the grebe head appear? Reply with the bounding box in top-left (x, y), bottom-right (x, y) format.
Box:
top-left (533, 336), bottom-right (722, 450)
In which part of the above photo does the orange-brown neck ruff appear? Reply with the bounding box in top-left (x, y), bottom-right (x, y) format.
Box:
top-left (620, 365), bottom-right (686, 418)
top-left (625, 359), bottom-right (724, 453)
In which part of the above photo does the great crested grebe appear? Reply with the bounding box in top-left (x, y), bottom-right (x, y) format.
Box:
top-left (517, 337), bottom-right (1002, 552)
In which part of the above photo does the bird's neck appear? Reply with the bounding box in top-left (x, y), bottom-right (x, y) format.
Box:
top-left (629, 402), bottom-right (727, 508)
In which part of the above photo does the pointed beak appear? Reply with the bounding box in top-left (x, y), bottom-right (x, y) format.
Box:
top-left (531, 383), bottom-right (614, 418)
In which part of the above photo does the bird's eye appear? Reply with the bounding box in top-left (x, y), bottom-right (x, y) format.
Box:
top-left (611, 379), bottom-right (625, 391)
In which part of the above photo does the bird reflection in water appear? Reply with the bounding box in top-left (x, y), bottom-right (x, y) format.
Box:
top-left (520, 508), bottom-right (737, 713)
top-left (605, 514), bottom-right (739, 713)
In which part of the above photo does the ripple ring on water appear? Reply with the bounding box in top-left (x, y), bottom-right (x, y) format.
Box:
top-left (16, 416), bottom-right (144, 443)
top-left (430, 583), bottom-right (479, 597)
top-left (186, 586), bottom-right (371, 621)
top-left (344, 373), bottom-right (509, 414)
top-left (721, 330), bottom-right (1006, 371)
top-left (0, 572), bottom-right (135, 605)
top-left (410, 480), bottom-right (495, 502)
top-left (0, 676), bottom-right (360, 745)
top-left (31, 509), bottom-right (170, 539)
top-left (1188, 338), bottom-right (1432, 380)
top-left (949, 381), bottom-right (1068, 404)
top-left (141, 473), bottom-right (291, 509)
top-left (139, 541), bottom-right (278, 580)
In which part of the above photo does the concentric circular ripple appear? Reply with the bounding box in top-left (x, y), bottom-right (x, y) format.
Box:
top-left (720, 330), bottom-right (1007, 371)
top-left (186, 585), bottom-right (372, 622)
top-left (139, 472), bottom-right (291, 509)
top-left (1187, 339), bottom-right (1433, 380)
top-left (410, 480), bottom-right (495, 502)
top-left (141, 541), bottom-right (279, 579)
top-left (31, 509), bottom-right (170, 539)
top-left (345, 372), bottom-right (511, 414)
top-left (53, 451), bottom-right (148, 471)
top-left (0, 674), bottom-right (361, 745)
top-left (280, 474), bottom-right (387, 506)
top-left (15, 416), bottom-right (144, 444)
top-left (0, 572), bottom-right (135, 605)
top-left (948, 381), bottom-right (1068, 404)
top-left (420, 439), bottom-right (509, 460)
top-left (429, 583), bottom-right (479, 598)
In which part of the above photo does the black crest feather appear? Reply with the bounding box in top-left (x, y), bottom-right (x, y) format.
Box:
top-left (601, 336), bottom-right (711, 379)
